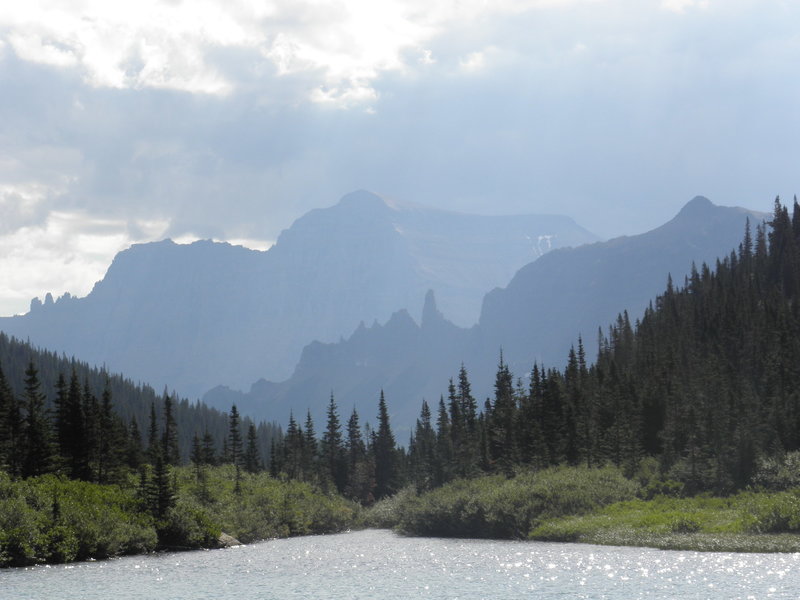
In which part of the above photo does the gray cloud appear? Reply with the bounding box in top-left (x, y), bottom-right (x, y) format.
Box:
top-left (0, 1), bottom-right (797, 314)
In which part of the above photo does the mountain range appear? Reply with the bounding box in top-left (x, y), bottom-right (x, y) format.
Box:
top-left (202, 196), bottom-right (767, 431)
top-left (0, 190), bottom-right (597, 400)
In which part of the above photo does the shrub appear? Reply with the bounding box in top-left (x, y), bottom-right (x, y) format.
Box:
top-left (394, 466), bottom-right (639, 538)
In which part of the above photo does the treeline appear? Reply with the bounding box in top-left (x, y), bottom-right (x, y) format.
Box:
top-left (0, 333), bottom-right (279, 462)
top-left (0, 360), bottom-right (284, 491)
top-left (274, 198), bottom-right (800, 500)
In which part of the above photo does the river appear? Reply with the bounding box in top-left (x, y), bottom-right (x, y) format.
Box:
top-left (2, 529), bottom-right (798, 599)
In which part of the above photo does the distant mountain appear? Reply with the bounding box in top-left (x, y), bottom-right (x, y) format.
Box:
top-left (203, 197), bottom-right (767, 431)
top-left (0, 190), bottom-right (596, 399)
top-left (478, 196), bottom-right (767, 378)
top-left (203, 290), bottom-right (472, 431)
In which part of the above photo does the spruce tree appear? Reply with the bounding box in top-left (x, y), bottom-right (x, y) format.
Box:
top-left (410, 399), bottom-right (436, 490)
top-left (302, 410), bottom-right (318, 480)
top-left (373, 390), bottom-right (398, 499)
top-left (435, 396), bottom-right (453, 485)
top-left (244, 422), bottom-right (261, 473)
top-left (228, 404), bottom-right (243, 491)
top-left (0, 364), bottom-right (17, 473)
top-left (21, 362), bottom-right (54, 478)
top-left (345, 407), bottom-right (372, 502)
top-left (321, 394), bottom-right (345, 492)
top-left (147, 402), bottom-right (160, 465)
top-left (162, 392), bottom-right (180, 466)
top-left (127, 418), bottom-right (143, 470)
top-left (201, 429), bottom-right (217, 465)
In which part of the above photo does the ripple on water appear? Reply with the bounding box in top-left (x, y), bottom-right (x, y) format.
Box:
top-left (2, 530), bottom-right (799, 599)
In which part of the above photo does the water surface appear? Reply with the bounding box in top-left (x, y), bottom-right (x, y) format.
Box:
top-left (3, 529), bottom-right (798, 599)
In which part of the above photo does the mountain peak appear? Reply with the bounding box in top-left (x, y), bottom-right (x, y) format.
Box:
top-left (677, 196), bottom-right (715, 219)
top-left (337, 189), bottom-right (391, 210)
top-left (421, 289), bottom-right (441, 327)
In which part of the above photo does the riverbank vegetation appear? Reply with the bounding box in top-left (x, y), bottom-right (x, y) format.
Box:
top-left (0, 466), bottom-right (358, 567)
top-left (363, 460), bottom-right (800, 552)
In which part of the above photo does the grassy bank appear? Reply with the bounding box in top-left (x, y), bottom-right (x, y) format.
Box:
top-left (0, 467), bottom-right (360, 567)
top-left (529, 492), bottom-right (800, 552)
top-left (367, 466), bottom-right (800, 553)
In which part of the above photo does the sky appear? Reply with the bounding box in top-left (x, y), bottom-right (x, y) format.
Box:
top-left (0, 0), bottom-right (798, 316)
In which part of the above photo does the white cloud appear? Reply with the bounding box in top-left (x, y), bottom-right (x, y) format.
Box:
top-left (0, 0), bottom-right (599, 103)
top-left (661, 0), bottom-right (710, 13)
top-left (0, 211), bottom-right (171, 315)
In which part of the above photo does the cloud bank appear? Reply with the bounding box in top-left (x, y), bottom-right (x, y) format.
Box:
top-left (0, 0), bottom-right (797, 314)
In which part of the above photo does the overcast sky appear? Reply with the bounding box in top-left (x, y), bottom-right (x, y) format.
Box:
top-left (0, 0), bottom-right (797, 316)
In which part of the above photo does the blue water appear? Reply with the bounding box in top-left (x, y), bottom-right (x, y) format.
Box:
top-left (3, 529), bottom-right (798, 599)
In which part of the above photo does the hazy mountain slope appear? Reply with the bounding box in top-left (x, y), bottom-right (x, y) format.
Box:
top-left (477, 196), bottom-right (766, 378)
top-left (204, 197), bottom-right (767, 431)
top-left (203, 290), bottom-right (473, 432)
top-left (0, 190), bottom-right (595, 398)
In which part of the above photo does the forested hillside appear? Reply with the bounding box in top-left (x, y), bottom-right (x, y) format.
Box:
top-left (270, 198), bottom-right (800, 500)
top-left (0, 334), bottom-right (280, 475)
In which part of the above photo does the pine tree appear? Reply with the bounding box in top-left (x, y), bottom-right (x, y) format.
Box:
top-left (345, 407), bottom-right (373, 502)
top-left (82, 379), bottom-right (100, 480)
top-left (410, 399), bottom-right (436, 491)
top-left (147, 402), bottom-right (160, 465)
top-left (162, 392), bottom-right (180, 466)
top-left (457, 364), bottom-right (479, 475)
top-left (321, 394), bottom-right (346, 493)
top-left (201, 429), bottom-right (217, 465)
top-left (244, 422), bottom-right (261, 473)
top-left (488, 355), bottom-right (517, 474)
top-left (148, 454), bottom-right (175, 520)
top-left (127, 417), bottom-right (143, 470)
top-left (0, 364), bottom-right (18, 473)
top-left (434, 396), bottom-right (453, 485)
top-left (373, 390), bottom-right (398, 499)
top-left (21, 362), bottom-right (54, 478)
top-left (302, 410), bottom-right (318, 481)
top-left (228, 404), bottom-right (243, 492)
top-left (63, 369), bottom-right (89, 479)
top-left (191, 432), bottom-right (211, 504)
top-left (283, 412), bottom-right (302, 479)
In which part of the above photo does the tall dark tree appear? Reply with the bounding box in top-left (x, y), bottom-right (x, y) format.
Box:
top-left (162, 392), bottom-right (180, 466)
top-left (321, 394), bottom-right (346, 493)
top-left (373, 390), bottom-right (398, 499)
top-left (147, 401), bottom-right (160, 465)
top-left (127, 417), bottom-right (143, 470)
top-left (303, 410), bottom-right (318, 480)
top-left (435, 396), bottom-right (453, 485)
top-left (345, 407), bottom-right (372, 502)
top-left (0, 364), bottom-right (21, 475)
top-left (283, 412), bottom-right (302, 480)
top-left (228, 404), bottom-right (243, 491)
top-left (488, 355), bottom-right (517, 474)
top-left (244, 422), bottom-right (262, 473)
top-left (409, 399), bottom-right (436, 491)
top-left (21, 362), bottom-right (54, 478)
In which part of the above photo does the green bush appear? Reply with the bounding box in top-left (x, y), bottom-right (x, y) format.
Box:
top-left (0, 466), bottom-right (361, 567)
top-left (743, 491), bottom-right (800, 533)
top-left (0, 473), bottom-right (158, 567)
top-left (393, 466), bottom-right (640, 539)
